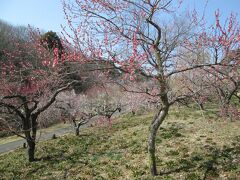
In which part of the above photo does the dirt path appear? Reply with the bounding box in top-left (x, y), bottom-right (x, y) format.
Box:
top-left (0, 126), bottom-right (73, 154)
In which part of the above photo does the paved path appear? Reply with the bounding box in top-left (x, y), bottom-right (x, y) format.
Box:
top-left (0, 126), bottom-right (73, 154)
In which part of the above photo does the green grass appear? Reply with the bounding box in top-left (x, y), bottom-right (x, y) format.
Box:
top-left (0, 108), bottom-right (239, 179)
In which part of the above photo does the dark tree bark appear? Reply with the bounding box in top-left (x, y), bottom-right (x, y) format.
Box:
top-left (148, 106), bottom-right (169, 175)
top-left (24, 126), bottom-right (36, 162)
top-left (199, 103), bottom-right (204, 111)
top-left (75, 126), bottom-right (80, 136)
top-left (27, 139), bottom-right (36, 162)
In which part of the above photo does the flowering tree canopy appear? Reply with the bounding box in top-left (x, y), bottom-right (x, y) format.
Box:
top-left (63, 0), bottom-right (240, 175)
top-left (0, 27), bottom-right (77, 162)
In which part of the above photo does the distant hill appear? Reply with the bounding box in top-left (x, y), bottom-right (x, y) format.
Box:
top-left (59, 59), bottom-right (121, 93)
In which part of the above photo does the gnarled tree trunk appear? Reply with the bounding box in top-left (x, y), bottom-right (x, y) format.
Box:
top-left (27, 139), bottom-right (36, 162)
top-left (75, 126), bottom-right (80, 136)
top-left (24, 130), bottom-right (36, 162)
top-left (148, 106), bottom-right (169, 176)
top-left (24, 115), bottom-right (38, 162)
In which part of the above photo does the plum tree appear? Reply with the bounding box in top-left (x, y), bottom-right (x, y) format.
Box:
top-left (63, 0), bottom-right (240, 175)
top-left (0, 27), bottom-right (76, 162)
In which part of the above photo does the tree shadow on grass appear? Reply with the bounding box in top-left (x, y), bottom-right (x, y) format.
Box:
top-left (159, 136), bottom-right (240, 179)
top-left (35, 133), bottom-right (102, 166)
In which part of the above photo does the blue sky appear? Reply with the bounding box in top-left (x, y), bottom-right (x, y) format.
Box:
top-left (0, 0), bottom-right (66, 32)
top-left (0, 0), bottom-right (240, 33)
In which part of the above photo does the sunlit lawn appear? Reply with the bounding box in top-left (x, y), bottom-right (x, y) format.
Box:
top-left (0, 107), bottom-right (239, 179)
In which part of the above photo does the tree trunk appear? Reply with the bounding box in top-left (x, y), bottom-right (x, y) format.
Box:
top-left (23, 118), bottom-right (35, 162)
top-left (199, 103), bottom-right (204, 111)
top-left (75, 127), bottom-right (80, 136)
top-left (148, 106), bottom-right (169, 176)
top-left (27, 139), bottom-right (36, 162)
top-left (31, 116), bottom-right (37, 141)
top-left (29, 115), bottom-right (37, 162)
top-left (24, 115), bottom-right (38, 162)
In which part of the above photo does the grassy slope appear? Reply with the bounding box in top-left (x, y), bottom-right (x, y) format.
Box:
top-left (0, 108), bottom-right (239, 180)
